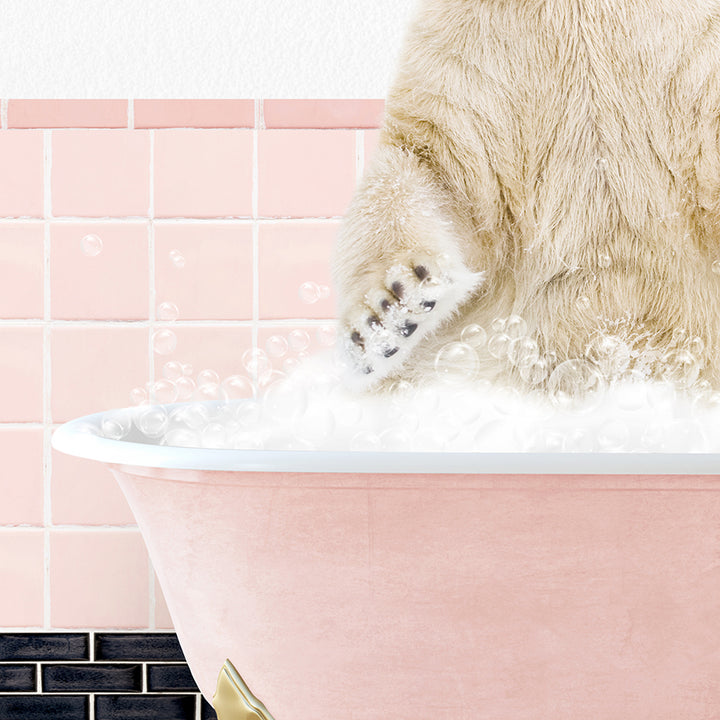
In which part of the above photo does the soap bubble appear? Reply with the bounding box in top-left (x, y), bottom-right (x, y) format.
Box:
top-left (169, 249), bottom-right (186, 268)
top-left (576, 295), bottom-right (591, 311)
top-left (101, 410), bottom-right (132, 440)
top-left (197, 369), bottom-right (220, 388)
top-left (548, 359), bottom-right (606, 411)
top-left (598, 420), bottom-right (629, 451)
top-left (599, 252), bottom-right (612, 268)
top-left (299, 281), bottom-right (321, 304)
top-left (508, 336), bottom-right (539, 366)
top-left (129, 386), bottom-right (148, 406)
top-left (283, 357), bottom-right (301, 374)
top-left (157, 302), bottom-right (179, 321)
top-left (317, 284), bottom-right (331, 300)
top-left (221, 374), bottom-right (255, 400)
top-left (317, 325), bottom-right (337, 347)
top-left (171, 403), bottom-right (210, 430)
top-left (152, 329), bottom-right (177, 355)
top-left (565, 427), bottom-right (595, 452)
top-left (460, 324), bottom-right (487, 349)
top-left (662, 349), bottom-right (700, 388)
top-left (81, 233), bottom-right (103, 257)
top-left (505, 315), bottom-right (527, 340)
top-left (434, 342), bottom-right (479, 384)
top-left (491, 317), bottom-right (506, 333)
top-left (585, 334), bottom-right (631, 378)
top-left (288, 329), bottom-right (311, 352)
top-left (163, 428), bottom-right (200, 448)
top-left (162, 361), bottom-right (184, 382)
top-left (194, 383), bottom-right (228, 403)
top-left (688, 336), bottom-right (705, 356)
top-left (201, 423), bottom-right (227, 449)
top-left (150, 379), bottom-right (178, 404)
top-left (135, 406), bottom-right (169, 438)
top-left (487, 333), bottom-right (511, 359)
top-left (175, 376), bottom-right (196, 401)
top-left (182, 363), bottom-right (193, 376)
top-left (234, 399), bottom-right (262, 429)
top-left (242, 348), bottom-right (272, 380)
top-left (266, 335), bottom-right (289, 358)
top-left (712, 260), bottom-right (720, 275)
top-left (519, 356), bottom-right (550, 385)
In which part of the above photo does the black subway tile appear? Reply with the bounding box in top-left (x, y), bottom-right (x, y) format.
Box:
top-left (0, 664), bottom-right (36, 691)
top-left (0, 633), bottom-right (89, 661)
top-left (42, 664), bottom-right (143, 693)
top-left (201, 697), bottom-right (219, 719)
top-left (94, 633), bottom-right (185, 661)
top-left (0, 695), bottom-right (88, 720)
top-left (147, 663), bottom-right (199, 692)
top-left (95, 694), bottom-right (196, 720)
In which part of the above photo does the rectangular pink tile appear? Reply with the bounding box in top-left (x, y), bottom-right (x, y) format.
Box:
top-left (51, 326), bottom-right (149, 421)
top-left (0, 327), bottom-right (43, 422)
top-left (364, 129), bottom-right (382, 169)
top-left (0, 530), bottom-right (44, 626)
top-left (50, 530), bottom-right (149, 628)
top-left (0, 224), bottom-right (44, 318)
top-left (264, 100), bottom-right (384, 128)
top-left (51, 450), bottom-right (135, 526)
top-left (0, 429), bottom-right (44, 526)
top-left (135, 100), bottom-right (254, 128)
top-left (154, 575), bottom-right (174, 629)
top-left (258, 130), bottom-right (357, 218)
top-left (154, 129), bottom-right (253, 218)
top-left (154, 224), bottom-right (252, 320)
top-left (51, 223), bottom-right (149, 320)
top-left (258, 222), bottom-right (338, 319)
top-left (52, 130), bottom-right (150, 217)
top-left (8, 100), bottom-right (128, 128)
top-left (153, 326), bottom-right (253, 394)
top-left (0, 131), bottom-right (44, 217)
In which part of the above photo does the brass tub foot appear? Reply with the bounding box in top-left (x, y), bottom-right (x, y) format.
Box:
top-left (213, 659), bottom-right (276, 720)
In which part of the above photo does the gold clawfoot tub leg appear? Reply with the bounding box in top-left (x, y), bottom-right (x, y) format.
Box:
top-left (213, 659), bottom-right (277, 720)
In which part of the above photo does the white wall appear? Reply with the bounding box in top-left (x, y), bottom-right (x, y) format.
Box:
top-left (0, 0), bottom-right (419, 98)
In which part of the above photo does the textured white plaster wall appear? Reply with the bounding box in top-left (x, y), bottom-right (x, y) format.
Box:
top-left (0, 0), bottom-right (419, 98)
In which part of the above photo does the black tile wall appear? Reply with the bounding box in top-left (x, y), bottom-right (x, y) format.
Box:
top-left (0, 632), bottom-right (218, 719)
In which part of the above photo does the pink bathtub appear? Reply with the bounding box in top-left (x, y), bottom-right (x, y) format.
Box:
top-left (53, 407), bottom-right (720, 719)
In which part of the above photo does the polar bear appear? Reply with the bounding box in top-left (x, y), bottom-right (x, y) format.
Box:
top-left (333, 0), bottom-right (720, 392)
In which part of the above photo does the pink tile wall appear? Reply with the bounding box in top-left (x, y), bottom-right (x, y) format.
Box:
top-left (0, 99), bottom-right (382, 631)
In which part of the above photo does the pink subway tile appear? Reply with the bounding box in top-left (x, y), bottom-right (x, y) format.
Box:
top-left (258, 222), bottom-right (337, 319)
top-left (0, 327), bottom-right (43, 422)
top-left (52, 130), bottom-right (150, 217)
top-left (0, 530), bottom-right (44, 626)
top-left (0, 224), bottom-right (44, 318)
top-left (51, 223), bottom-right (149, 320)
top-left (154, 576), bottom-right (174, 629)
top-left (51, 450), bottom-right (135, 526)
top-left (51, 326), bottom-right (149, 421)
top-left (51, 530), bottom-right (149, 628)
top-left (364, 129), bottom-right (382, 169)
top-left (154, 130), bottom-right (253, 218)
top-left (8, 100), bottom-right (128, 129)
top-left (264, 99), bottom-right (384, 128)
top-left (0, 131), bottom-right (44, 217)
top-left (258, 324), bottom-right (337, 375)
top-left (0, 429), bottom-right (44, 526)
top-left (153, 326), bottom-right (253, 389)
top-left (258, 130), bottom-right (356, 218)
top-left (154, 224), bottom-right (252, 320)
top-left (135, 100), bottom-right (254, 128)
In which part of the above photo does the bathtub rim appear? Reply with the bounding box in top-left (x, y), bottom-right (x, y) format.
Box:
top-left (52, 405), bottom-right (720, 475)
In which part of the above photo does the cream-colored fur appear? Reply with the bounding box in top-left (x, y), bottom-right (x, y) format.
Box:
top-left (333, 0), bottom-right (720, 391)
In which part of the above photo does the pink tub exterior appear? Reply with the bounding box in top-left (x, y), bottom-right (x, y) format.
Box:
top-left (110, 464), bottom-right (720, 719)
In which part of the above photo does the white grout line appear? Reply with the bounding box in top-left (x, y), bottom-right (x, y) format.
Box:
top-left (0, 318), bottom-right (333, 328)
top-left (0, 216), bottom-right (344, 224)
top-left (0, 99), bottom-right (8, 129)
top-left (252, 100), bottom-right (260, 357)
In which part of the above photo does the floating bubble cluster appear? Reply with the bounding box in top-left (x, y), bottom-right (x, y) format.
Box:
top-left (90, 311), bottom-right (720, 454)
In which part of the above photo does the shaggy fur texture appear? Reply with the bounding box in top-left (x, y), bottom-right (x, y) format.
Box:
top-left (333, 0), bottom-right (720, 390)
